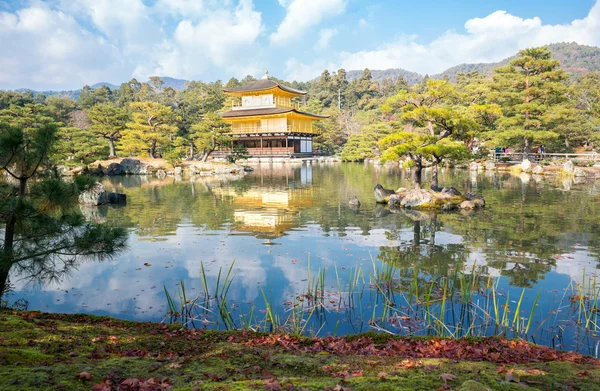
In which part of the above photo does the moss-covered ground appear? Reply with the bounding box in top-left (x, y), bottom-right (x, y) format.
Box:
top-left (1, 310), bottom-right (599, 390)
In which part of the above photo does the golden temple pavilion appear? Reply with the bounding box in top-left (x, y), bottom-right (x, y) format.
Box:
top-left (220, 72), bottom-right (327, 157)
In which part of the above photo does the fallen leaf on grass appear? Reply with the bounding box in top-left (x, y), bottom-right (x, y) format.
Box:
top-left (264, 378), bottom-right (282, 390)
top-left (377, 372), bottom-right (388, 381)
top-left (76, 372), bottom-right (92, 380)
top-left (440, 373), bottom-right (457, 385)
top-left (168, 363), bottom-right (182, 369)
top-left (333, 385), bottom-right (352, 391)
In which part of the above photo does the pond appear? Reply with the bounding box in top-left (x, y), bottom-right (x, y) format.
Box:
top-left (6, 163), bottom-right (600, 355)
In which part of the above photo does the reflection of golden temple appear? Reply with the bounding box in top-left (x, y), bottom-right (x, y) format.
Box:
top-left (212, 186), bottom-right (314, 238)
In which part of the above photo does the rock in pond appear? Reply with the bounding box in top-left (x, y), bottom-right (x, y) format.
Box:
top-left (79, 182), bottom-right (107, 206)
top-left (107, 192), bottom-right (127, 204)
top-left (400, 189), bottom-right (433, 208)
top-left (120, 158), bottom-right (148, 175)
top-left (440, 187), bottom-right (462, 197)
top-left (156, 169), bottom-right (166, 178)
top-left (174, 166), bottom-right (183, 176)
top-left (574, 167), bottom-right (587, 177)
top-left (374, 184), bottom-right (396, 203)
top-left (532, 165), bottom-right (544, 175)
top-left (519, 159), bottom-right (532, 172)
top-left (105, 162), bottom-right (123, 176)
top-left (484, 161), bottom-right (496, 171)
top-left (348, 196), bottom-right (361, 207)
top-left (460, 196), bottom-right (485, 209)
top-left (563, 160), bottom-right (574, 173)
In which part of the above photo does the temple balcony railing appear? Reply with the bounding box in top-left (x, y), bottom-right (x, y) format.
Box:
top-left (231, 99), bottom-right (304, 111)
top-left (228, 125), bottom-right (320, 135)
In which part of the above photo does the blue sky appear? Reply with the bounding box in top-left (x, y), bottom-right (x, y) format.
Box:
top-left (0, 0), bottom-right (599, 90)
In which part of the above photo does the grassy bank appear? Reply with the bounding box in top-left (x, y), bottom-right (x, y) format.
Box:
top-left (1, 311), bottom-right (600, 390)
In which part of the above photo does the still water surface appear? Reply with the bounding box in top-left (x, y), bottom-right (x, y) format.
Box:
top-left (9, 163), bottom-right (600, 353)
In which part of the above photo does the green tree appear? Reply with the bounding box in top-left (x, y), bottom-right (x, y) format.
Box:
top-left (115, 79), bottom-right (141, 106)
top-left (379, 132), bottom-right (469, 189)
top-left (43, 96), bottom-right (77, 124)
top-left (489, 47), bottom-right (569, 157)
top-left (120, 102), bottom-right (177, 158)
top-left (340, 123), bottom-right (395, 161)
top-left (188, 113), bottom-right (232, 162)
top-left (569, 72), bottom-right (600, 148)
top-left (0, 122), bottom-right (126, 297)
top-left (77, 85), bottom-right (97, 109)
top-left (87, 104), bottom-right (129, 157)
top-left (380, 80), bottom-right (474, 189)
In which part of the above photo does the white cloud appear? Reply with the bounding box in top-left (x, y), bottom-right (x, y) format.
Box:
top-left (358, 18), bottom-right (368, 28)
top-left (285, 57), bottom-right (337, 81)
top-left (0, 4), bottom-right (124, 89)
top-left (270, 0), bottom-right (346, 45)
top-left (142, 0), bottom-right (264, 80)
top-left (337, 4), bottom-right (600, 76)
top-left (316, 28), bottom-right (337, 50)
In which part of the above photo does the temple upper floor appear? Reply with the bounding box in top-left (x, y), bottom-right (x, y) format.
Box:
top-left (224, 73), bottom-right (306, 111)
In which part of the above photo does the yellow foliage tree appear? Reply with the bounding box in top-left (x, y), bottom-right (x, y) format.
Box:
top-left (120, 102), bottom-right (177, 158)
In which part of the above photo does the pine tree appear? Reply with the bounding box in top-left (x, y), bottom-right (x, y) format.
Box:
top-left (490, 47), bottom-right (568, 157)
top-left (87, 104), bottom-right (129, 157)
top-left (188, 113), bottom-right (232, 162)
top-left (120, 102), bottom-right (177, 158)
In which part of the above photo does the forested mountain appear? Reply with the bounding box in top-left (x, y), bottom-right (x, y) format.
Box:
top-left (434, 42), bottom-right (600, 81)
top-left (346, 69), bottom-right (423, 85)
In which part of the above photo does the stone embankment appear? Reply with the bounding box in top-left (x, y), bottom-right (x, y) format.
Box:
top-left (469, 159), bottom-right (600, 179)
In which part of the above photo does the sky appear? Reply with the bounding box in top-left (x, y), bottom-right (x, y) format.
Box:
top-left (0, 0), bottom-right (599, 90)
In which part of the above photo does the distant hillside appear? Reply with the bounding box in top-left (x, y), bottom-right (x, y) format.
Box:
top-left (158, 77), bottom-right (189, 90)
top-left (346, 69), bottom-right (423, 85)
top-left (433, 42), bottom-right (600, 80)
top-left (91, 82), bottom-right (119, 90)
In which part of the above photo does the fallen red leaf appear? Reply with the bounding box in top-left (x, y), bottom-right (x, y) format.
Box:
top-left (76, 371), bottom-right (92, 380)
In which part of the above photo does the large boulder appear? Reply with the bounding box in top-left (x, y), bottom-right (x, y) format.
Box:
top-left (374, 184), bottom-right (396, 203)
top-left (484, 161), bottom-right (496, 171)
top-left (400, 189), bottom-right (433, 208)
top-left (156, 169), bottom-right (166, 178)
top-left (105, 162), bottom-right (123, 176)
top-left (532, 165), bottom-right (544, 175)
top-left (574, 167), bottom-right (587, 177)
top-left (563, 160), bottom-right (574, 173)
top-left (174, 166), bottom-right (183, 176)
top-left (79, 182), bottom-right (107, 206)
top-left (120, 158), bottom-right (148, 175)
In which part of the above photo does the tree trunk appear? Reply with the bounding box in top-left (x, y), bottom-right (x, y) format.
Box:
top-left (189, 143), bottom-right (194, 160)
top-left (1, 177), bottom-right (26, 291)
top-left (413, 163), bottom-right (423, 189)
top-left (427, 121), bottom-right (434, 137)
top-left (150, 139), bottom-right (157, 158)
top-left (201, 150), bottom-right (210, 162)
top-left (0, 266), bottom-right (10, 299)
top-left (523, 136), bottom-right (530, 161)
top-left (430, 163), bottom-right (440, 191)
top-left (108, 137), bottom-right (117, 158)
